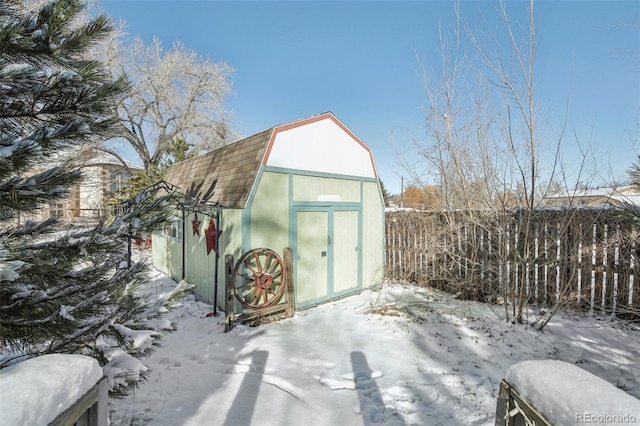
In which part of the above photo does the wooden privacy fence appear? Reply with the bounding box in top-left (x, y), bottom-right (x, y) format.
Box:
top-left (385, 209), bottom-right (640, 320)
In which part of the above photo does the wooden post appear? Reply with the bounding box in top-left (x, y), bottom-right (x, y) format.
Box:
top-left (284, 247), bottom-right (295, 318)
top-left (224, 254), bottom-right (235, 333)
top-left (50, 377), bottom-right (108, 426)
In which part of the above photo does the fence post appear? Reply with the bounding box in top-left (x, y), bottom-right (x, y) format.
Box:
top-left (602, 223), bottom-right (609, 312)
top-left (224, 254), bottom-right (235, 333)
top-left (591, 223), bottom-right (597, 314)
top-left (630, 241), bottom-right (636, 308)
top-left (284, 247), bottom-right (295, 318)
top-left (50, 377), bottom-right (108, 426)
top-left (577, 223), bottom-right (583, 304)
top-left (613, 224), bottom-right (620, 317)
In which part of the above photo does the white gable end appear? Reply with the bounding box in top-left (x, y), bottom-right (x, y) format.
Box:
top-left (265, 117), bottom-right (376, 178)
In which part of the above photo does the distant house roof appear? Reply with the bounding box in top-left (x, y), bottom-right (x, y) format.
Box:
top-left (83, 152), bottom-right (143, 171)
top-left (163, 112), bottom-right (377, 209)
top-left (544, 185), bottom-right (640, 207)
top-left (617, 195), bottom-right (640, 206)
top-left (48, 148), bottom-right (143, 171)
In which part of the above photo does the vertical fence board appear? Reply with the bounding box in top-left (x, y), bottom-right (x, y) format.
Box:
top-left (577, 223), bottom-right (583, 304)
top-left (613, 225), bottom-right (620, 317)
top-left (630, 243), bottom-right (635, 307)
top-left (602, 223), bottom-right (608, 311)
top-left (591, 224), bottom-right (597, 313)
top-left (534, 227), bottom-right (540, 300)
top-left (555, 222), bottom-right (561, 303)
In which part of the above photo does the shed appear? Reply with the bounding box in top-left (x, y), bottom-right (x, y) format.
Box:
top-left (152, 112), bottom-right (385, 310)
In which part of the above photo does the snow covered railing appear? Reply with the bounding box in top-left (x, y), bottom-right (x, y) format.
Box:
top-left (0, 354), bottom-right (107, 426)
top-left (495, 360), bottom-right (640, 426)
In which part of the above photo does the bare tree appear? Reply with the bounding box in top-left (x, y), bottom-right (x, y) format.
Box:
top-left (104, 35), bottom-right (234, 173)
top-left (398, 0), bottom-right (613, 328)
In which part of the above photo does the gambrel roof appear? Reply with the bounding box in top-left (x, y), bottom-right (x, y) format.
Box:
top-left (163, 112), bottom-right (378, 209)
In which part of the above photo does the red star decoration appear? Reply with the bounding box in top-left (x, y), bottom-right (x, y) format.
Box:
top-left (192, 213), bottom-right (201, 236)
top-left (205, 218), bottom-right (222, 255)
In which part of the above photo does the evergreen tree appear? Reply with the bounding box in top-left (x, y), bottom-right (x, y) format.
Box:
top-left (0, 0), bottom-right (184, 395)
top-left (109, 135), bottom-right (194, 205)
top-left (378, 179), bottom-right (390, 207)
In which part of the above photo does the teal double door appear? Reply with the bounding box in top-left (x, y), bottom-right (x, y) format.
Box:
top-left (294, 207), bottom-right (361, 307)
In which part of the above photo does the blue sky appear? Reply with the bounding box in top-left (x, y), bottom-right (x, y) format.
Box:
top-left (98, 0), bottom-right (639, 195)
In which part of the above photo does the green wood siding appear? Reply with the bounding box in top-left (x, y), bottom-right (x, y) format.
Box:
top-left (292, 174), bottom-right (360, 202)
top-left (217, 208), bottom-right (243, 308)
top-left (250, 171), bottom-right (289, 253)
top-left (362, 180), bottom-right (385, 286)
top-left (177, 209), bottom-right (243, 305)
top-left (154, 169), bottom-right (384, 311)
top-left (151, 234), bottom-right (182, 282)
top-left (184, 211), bottom-right (216, 302)
top-left (333, 210), bottom-right (359, 294)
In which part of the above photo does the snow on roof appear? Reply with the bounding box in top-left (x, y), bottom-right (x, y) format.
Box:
top-left (544, 185), bottom-right (640, 207)
top-left (548, 185), bottom-right (639, 199)
top-left (611, 194), bottom-right (640, 206)
top-left (46, 148), bottom-right (143, 171)
top-left (0, 354), bottom-right (103, 425)
top-left (82, 152), bottom-right (143, 170)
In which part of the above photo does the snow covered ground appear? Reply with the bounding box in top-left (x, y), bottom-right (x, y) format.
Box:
top-left (110, 262), bottom-right (640, 426)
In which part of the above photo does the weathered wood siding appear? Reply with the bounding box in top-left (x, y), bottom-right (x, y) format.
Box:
top-left (385, 209), bottom-right (640, 319)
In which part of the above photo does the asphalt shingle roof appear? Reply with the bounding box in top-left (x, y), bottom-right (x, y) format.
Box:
top-left (163, 128), bottom-right (272, 209)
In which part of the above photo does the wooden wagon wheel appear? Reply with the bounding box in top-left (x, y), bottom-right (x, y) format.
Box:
top-left (233, 248), bottom-right (286, 309)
